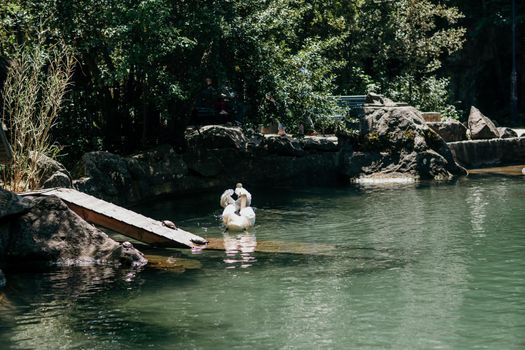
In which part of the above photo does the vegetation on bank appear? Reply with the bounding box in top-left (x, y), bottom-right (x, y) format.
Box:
top-left (0, 0), bottom-right (523, 187)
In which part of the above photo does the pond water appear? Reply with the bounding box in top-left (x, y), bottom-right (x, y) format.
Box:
top-left (1, 175), bottom-right (525, 349)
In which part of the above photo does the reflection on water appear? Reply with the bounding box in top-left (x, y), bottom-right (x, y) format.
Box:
top-left (0, 266), bottom-right (146, 350)
top-left (2, 176), bottom-right (525, 349)
top-left (223, 232), bottom-right (257, 269)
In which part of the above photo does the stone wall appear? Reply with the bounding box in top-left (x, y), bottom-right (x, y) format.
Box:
top-left (448, 137), bottom-right (525, 168)
top-left (73, 127), bottom-right (342, 205)
top-left (73, 115), bottom-right (468, 206)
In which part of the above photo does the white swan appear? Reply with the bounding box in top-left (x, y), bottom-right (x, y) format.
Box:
top-left (220, 183), bottom-right (255, 232)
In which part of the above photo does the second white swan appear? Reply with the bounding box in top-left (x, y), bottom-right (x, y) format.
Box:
top-left (220, 183), bottom-right (255, 232)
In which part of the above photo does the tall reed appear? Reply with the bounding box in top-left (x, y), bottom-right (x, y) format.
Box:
top-left (1, 38), bottom-right (74, 192)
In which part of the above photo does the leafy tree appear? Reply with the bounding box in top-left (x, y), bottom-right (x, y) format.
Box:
top-left (27, 0), bottom-right (197, 155)
top-left (219, 0), bottom-right (348, 131)
top-left (344, 0), bottom-right (465, 116)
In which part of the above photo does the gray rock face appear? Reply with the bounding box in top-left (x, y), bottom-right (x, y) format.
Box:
top-left (33, 152), bottom-right (73, 189)
top-left (448, 138), bottom-right (525, 168)
top-left (74, 127), bottom-right (342, 204)
top-left (186, 125), bottom-right (248, 150)
top-left (340, 105), bottom-right (466, 180)
top-left (264, 136), bottom-right (305, 156)
top-left (427, 120), bottom-right (468, 142)
top-left (365, 92), bottom-right (397, 107)
top-left (0, 188), bottom-right (32, 219)
top-left (74, 151), bottom-right (133, 203)
top-left (0, 193), bottom-right (146, 268)
top-left (497, 127), bottom-right (518, 139)
top-left (299, 137), bottom-right (339, 152)
top-left (468, 106), bottom-right (499, 140)
top-left (43, 171), bottom-right (72, 189)
top-left (75, 145), bottom-right (188, 204)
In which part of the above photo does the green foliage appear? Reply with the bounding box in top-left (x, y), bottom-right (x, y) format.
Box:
top-left (1, 0), bottom-right (474, 160)
top-left (343, 0), bottom-right (465, 118)
top-left (208, 0), bottom-right (348, 132)
top-left (352, 0), bottom-right (465, 80)
top-left (0, 1), bottom-right (29, 56)
top-left (386, 75), bottom-right (460, 119)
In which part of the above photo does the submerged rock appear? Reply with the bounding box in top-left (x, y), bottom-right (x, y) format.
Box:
top-left (0, 190), bottom-right (147, 268)
top-left (468, 106), bottom-right (499, 140)
top-left (0, 269), bottom-right (5, 289)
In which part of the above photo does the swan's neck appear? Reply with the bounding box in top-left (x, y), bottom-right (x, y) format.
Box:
top-left (239, 195), bottom-right (247, 210)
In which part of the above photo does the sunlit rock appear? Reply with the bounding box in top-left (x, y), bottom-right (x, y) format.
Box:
top-left (340, 98), bottom-right (466, 181)
top-left (185, 125), bottom-right (248, 150)
top-left (0, 192), bottom-right (147, 268)
top-left (32, 152), bottom-right (73, 189)
top-left (468, 106), bottom-right (499, 140)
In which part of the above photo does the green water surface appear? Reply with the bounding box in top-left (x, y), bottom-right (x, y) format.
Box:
top-left (1, 175), bottom-right (525, 349)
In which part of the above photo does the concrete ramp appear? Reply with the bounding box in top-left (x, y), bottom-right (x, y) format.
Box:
top-left (29, 188), bottom-right (207, 249)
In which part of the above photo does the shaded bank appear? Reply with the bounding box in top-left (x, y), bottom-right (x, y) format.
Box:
top-left (71, 102), bottom-right (467, 206)
top-left (73, 130), bottom-right (343, 206)
top-left (0, 188), bottom-right (147, 288)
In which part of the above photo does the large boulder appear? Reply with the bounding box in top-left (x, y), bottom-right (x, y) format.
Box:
top-left (340, 105), bottom-right (466, 180)
top-left (185, 125), bottom-right (248, 151)
top-left (427, 120), bottom-right (468, 142)
top-left (0, 192), bottom-right (146, 268)
top-left (264, 136), bottom-right (305, 156)
top-left (74, 151), bottom-right (134, 202)
top-left (299, 137), bottom-right (338, 152)
top-left (183, 127), bottom-right (341, 187)
top-left (33, 152), bottom-right (73, 189)
top-left (468, 106), bottom-right (499, 140)
top-left (74, 145), bottom-right (188, 204)
top-left (0, 187), bottom-right (32, 219)
top-left (365, 92), bottom-right (397, 107)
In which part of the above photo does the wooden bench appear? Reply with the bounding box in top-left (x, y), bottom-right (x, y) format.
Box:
top-left (330, 95), bottom-right (367, 121)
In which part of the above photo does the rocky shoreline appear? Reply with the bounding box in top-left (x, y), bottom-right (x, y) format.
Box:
top-left (67, 102), bottom-right (467, 206)
top-left (0, 188), bottom-right (147, 288)
top-left (1, 99), bottom-right (469, 288)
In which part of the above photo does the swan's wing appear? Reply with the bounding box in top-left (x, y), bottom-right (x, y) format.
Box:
top-left (222, 204), bottom-right (237, 224)
top-left (220, 189), bottom-right (235, 208)
top-left (239, 207), bottom-right (256, 226)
